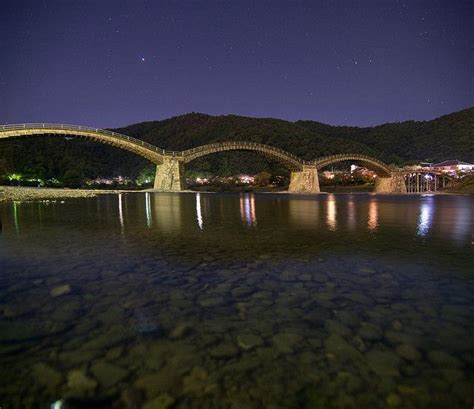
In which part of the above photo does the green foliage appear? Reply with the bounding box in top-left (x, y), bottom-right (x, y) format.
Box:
top-left (254, 171), bottom-right (272, 186)
top-left (136, 164), bottom-right (156, 186)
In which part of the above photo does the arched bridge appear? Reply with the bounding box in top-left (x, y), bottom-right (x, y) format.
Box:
top-left (182, 141), bottom-right (307, 171)
top-left (0, 123), bottom-right (167, 164)
top-left (0, 123), bottom-right (406, 193)
top-left (314, 153), bottom-right (392, 177)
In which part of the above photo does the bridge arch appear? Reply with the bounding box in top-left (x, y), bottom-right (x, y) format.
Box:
top-left (0, 124), bottom-right (166, 164)
top-left (182, 141), bottom-right (306, 171)
top-left (314, 153), bottom-right (392, 177)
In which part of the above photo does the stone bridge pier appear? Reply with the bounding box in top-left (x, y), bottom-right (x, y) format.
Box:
top-left (154, 157), bottom-right (186, 191)
top-left (288, 165), bottom-right (320, 193)
top-left (374, 172), bottom-right (407, 193)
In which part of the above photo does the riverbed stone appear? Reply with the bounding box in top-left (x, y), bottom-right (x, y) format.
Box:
top-left (169, 323), bottom-right (192, 339)
top-left (358, 322), bottom-right (383, 341)
top-left (326, 320), bottom-right (352, 337)
top-left (385, 392), bottom-right (402, 407)
top-left (142, 393), bottom-right (175, 409)
top-left (198, 296), bottom-right (225, 308)
top-left (183, 366), bottom-right (217, 396)
top-left (427, 350), bottom-right (462, 368)
top-left (66, 369), bottom-right (98, 395)
top-left (365, 349), bottom-right (401, 377)
top-left (237, 334), bottom-right (263, 350)
top-left (333, 310), bottom-right (359, 328)
top-left (32, 362), bottom-right (63, 392)
top-left (325, 334), bottom-right (362, 362)
top-left (396, 344), bottom-right (421, 361)
top-left (272, 333), bottom-right (303, 354)
top-left (210, 342), bottom-right (239, 358)
top-left (134, 372), bottom-right (177, 398)
top-left (0, 320), bottom-right (70, 342)
top-left (90, 361), bottom-right (128, 388)
top-left (81, 325), bottom-right (130, 350)
top-left (50, 284), bottom-right (71, 297)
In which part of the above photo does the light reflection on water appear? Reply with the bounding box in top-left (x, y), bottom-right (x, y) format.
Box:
top-left (326, 193), bottom-right (337, 231)
top-left (145, 192), bottom-right (152, 228)
top-left (195, 193), bottom-right (203, 230)
top-left (239, 193), bottom-right (257, 226)
top-left (417, 196), bottom-right (435, 237)
top-left (368, 198), bottom-right (379, 232)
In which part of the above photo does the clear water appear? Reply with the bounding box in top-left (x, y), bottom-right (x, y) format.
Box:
top-left (0, 193), bottom-right (473, 409)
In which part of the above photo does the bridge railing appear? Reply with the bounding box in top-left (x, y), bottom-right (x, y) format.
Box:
top-left (183, 141), bottom-right (308, 165)
top-left (314, 153), bottom-right (390, 168)
top-left (0, 123), bottom-right (169, 157)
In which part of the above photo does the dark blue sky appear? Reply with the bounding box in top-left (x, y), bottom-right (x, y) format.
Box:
top-left (1, 0), bottom-right (472, 128)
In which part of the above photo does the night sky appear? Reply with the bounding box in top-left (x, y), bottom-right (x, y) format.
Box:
top-left (1, 0), bottom-right (472, 128)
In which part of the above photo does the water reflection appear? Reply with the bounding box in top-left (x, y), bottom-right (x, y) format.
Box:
top-left (417, 196), bottom-right (435, 237)
top-left (153, 194), bottom-right (182, 233)
top-left (13, 201), bottom-right (19, 235)
top-left (367, 198), bottom-right (379, 232)
top-left (118, 193), bottom-right (125, 234)
top-left (196, 193), bottom-right (203, 230)
top-left (240, 193), bottom-right (257, 226)
top-left (326, 194), bottom-right (337, 231)
top-left (3, 194), bottom-right (474, 248)
top-left (288, 199), bottom-right (320, 228)
top-left (145, 192), bottom-right (152, 228)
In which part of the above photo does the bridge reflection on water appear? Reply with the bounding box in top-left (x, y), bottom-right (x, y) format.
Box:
top-left (3, 193), bottom-right (473, 247)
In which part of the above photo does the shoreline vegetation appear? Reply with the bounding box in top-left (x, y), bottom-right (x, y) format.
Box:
top-left (1, 184), bottom-right (471, 203)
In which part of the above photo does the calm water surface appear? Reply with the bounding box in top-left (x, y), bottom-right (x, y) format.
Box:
top-left (0, 193), bottom-right (473, 409)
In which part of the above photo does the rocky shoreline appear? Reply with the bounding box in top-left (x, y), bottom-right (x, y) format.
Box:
top-left (0, 187), bottom-right (127, 202)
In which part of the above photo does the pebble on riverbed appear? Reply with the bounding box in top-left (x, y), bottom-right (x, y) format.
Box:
top-left (49, 284), bottom-right (72, 297)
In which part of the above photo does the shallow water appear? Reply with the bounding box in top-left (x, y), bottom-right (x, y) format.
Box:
top-left (0, 193), bottom-right (473, 409)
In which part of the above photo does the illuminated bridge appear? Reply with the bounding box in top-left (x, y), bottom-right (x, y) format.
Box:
top-left (1, 123), bottom-right (410, 193)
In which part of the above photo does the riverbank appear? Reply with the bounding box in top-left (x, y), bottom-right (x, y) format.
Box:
top-left (0, 186), bottom-right (128, 202)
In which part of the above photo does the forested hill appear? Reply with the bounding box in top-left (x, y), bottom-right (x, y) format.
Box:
top-left (0, 107), bottom-right (472, 183)
top-left (297, 107), bottom-right (474, 165)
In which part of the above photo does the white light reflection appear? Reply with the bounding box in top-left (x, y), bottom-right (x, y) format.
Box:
top-left (196, 193), bottom-right (203, 230)
top-left (240, 194), bottom-right (257, 226)
top-left (326, 194), bottom-right (337, 231)
top-left (145, 192), bottom-right (152, 227)
top-left (118, 193), bottom-right (124, 234)
top-left (367, 199), bottom-right (379, 231)
top-left (13, 201), bottom-right (19, 234)
top-left (417, 197), bottom-right (434, 237)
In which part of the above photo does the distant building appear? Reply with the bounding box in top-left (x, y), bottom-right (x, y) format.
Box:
top-left (427, 160), bottom-right (474, 175)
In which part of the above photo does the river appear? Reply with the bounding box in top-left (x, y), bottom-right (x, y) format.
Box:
top-left (0, 193), bottom-right (473, 409)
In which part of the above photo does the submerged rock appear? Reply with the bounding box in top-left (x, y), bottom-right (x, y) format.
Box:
top-left (427, 350), bottom-right (462, 368)
top-left (183, 366), bottom-right (217, 396)
top-left (50, 284), bottom-right (72, 297)
top-left (90, 361), bottom-right (128, 388)
top-left (324, 333), bottom-right (362, 362)
top-left (210, 342), bottom-right (239, 359)
top-left (66, 369), bottom-right (98, 395)
top-left (169, 323), bottom-right (192, 339)
top-left (237, 334), bottom-right (264, 350)
top-left (142, 393), bottom-right (175, 409)
top-left (272, 333), bottom-right (303, 354)
top-left (365, 349), bottom-right (401, 377)
top-left (395, 344), bottom-right (421, 361)
top-left (32, 362), bottom-right (63, 392)
top-left (358, 322), bottom-right (383, 341)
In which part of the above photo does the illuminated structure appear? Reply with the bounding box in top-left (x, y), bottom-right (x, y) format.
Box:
top-left (1, 123), bottom-right (412, 193)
